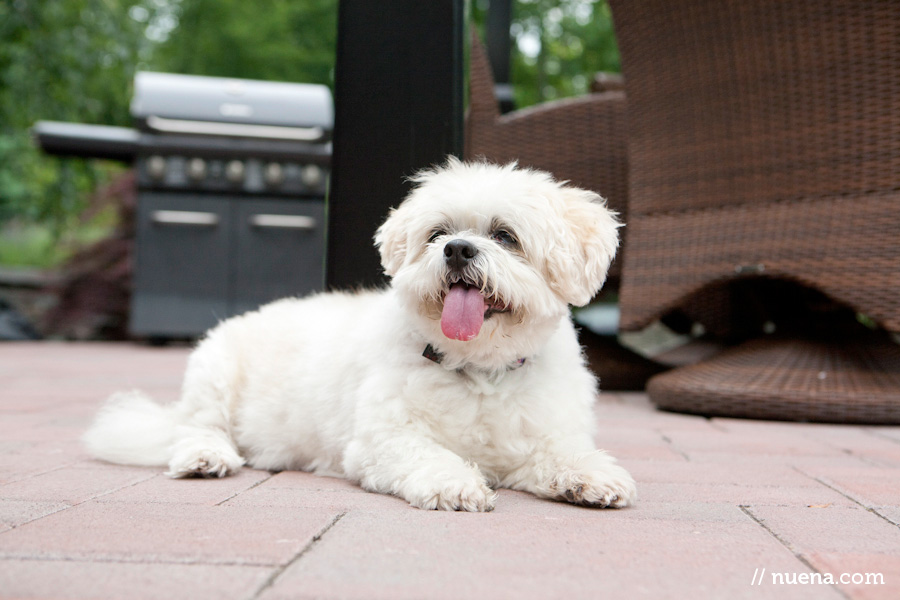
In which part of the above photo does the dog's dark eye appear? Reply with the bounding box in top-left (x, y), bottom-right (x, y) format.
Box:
top-left (491, 229), bottom-right (518, 248)
top-left (428, 228), bottom-right (447, 243)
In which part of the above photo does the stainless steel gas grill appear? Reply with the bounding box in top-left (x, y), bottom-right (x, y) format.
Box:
top-left (34, 72), bottom-right (332, 338)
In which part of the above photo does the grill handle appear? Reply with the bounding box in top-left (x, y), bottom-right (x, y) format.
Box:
top-left (151, 210), bottom-right (220, 227)
top-left (249, 214), bottom-right (317, 230)
top-left (146, 115), bottom-right (325, 142)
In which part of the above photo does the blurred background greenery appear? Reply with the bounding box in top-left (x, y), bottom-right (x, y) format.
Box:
top-left (0, 0), bottom-right (618, 269)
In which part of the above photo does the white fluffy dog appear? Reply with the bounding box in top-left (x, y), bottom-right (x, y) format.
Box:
top-left (84, 159), bottom-right (636, 512)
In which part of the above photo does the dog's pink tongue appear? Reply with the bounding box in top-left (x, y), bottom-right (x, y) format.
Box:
top-left (441, 284), bottom-right (487, 341)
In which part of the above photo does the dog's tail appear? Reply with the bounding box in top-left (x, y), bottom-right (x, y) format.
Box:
top-left (82, 390), bottom-right (179, 467)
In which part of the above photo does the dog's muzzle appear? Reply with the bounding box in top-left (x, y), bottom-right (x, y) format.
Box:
top-left (438, 239), bottom-right (512, 342)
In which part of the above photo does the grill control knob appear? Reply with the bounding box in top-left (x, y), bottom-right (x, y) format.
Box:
top-left (225, 160), bottom-right (245, 183)
top-left (301, 164), bottom-right (323, 187)
top-left (186, 158), bottom-right (207, 181)
top-left (146, 155), bottom-right (166, 180)
top-left (264, 162), bottom-right (284, 187)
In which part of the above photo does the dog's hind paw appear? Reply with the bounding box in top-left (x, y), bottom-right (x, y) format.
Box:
top-left (166, 440), bottom-right (244, 478)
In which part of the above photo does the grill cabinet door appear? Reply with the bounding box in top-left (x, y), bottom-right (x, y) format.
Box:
top-left (131, 193), bottom-right (231, 336)
top-left (232, 198), bottom-right (326, 315)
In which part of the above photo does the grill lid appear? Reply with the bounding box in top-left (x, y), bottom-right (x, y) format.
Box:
top-left (131, 72), bottom-right (332, 141)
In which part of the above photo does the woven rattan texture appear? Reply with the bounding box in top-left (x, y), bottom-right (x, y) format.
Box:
top-left (464, 34), bottom-right (629, 279)
top-left (648, 336), bottom-right (900, 424)
top-left (610, 0), bottom-right (900, 331)
top-left (621, 192), bottom-right (900, 332)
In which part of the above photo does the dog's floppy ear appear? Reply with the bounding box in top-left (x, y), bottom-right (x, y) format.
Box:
top-left (547, 187), bottom-right (621, 306)
top-left (374, 201), bottom-right (413, 277)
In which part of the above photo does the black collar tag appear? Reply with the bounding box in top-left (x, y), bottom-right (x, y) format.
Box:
top-left (423, 344), bottom-right (444, 364)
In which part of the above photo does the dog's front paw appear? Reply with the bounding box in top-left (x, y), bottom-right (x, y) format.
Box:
top-left (404, 475), bottom-right (498, 512)
top-left (549, 463), bottom-right (637, 508)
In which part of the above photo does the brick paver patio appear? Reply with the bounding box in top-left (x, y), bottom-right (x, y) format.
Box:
top-left (1, 342), bottom-right (898, 599)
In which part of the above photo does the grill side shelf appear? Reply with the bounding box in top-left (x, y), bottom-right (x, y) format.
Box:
top-left (31, 121), bottom-right (139, 162)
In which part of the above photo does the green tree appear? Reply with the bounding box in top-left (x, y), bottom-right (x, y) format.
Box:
top-left (0, 0), bottom-right (154, 232)
top-left (474, 0), bottom-right (620, 108)
top-left (150, 0), bottom-right (337, 86)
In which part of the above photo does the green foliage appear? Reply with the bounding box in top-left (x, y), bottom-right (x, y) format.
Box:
top-left (474, 0), bottom-right (620, 108)
top-left (0, 0), bottom-right (149, 232)
top-left (0, 206), bottom-right (117, 269)
top-left (150, 0), bottom-right (337, 86)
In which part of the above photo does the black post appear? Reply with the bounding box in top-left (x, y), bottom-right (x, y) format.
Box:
top-left (486, 0), bottom-right (514, 113)
top-left (327, 0), bottom-right (465, 290)
top-left (486, 0), bottom-right (512, 82)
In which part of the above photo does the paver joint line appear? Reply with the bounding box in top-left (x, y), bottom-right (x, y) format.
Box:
top-left (738, 505), bottom-right (851, 600)
top-left (807, 474), bottom-right (900, 529)
top-left (658, 432), bottom-right (690, 460)
top-left (869, 429), bottom-right (900, 447)
top-left (0, 468), bottom-right (158, 533)
top-left (247, 510), bottom-right (347, 600)
top-left (0, 553), bottom-right (276, 569)
top-left (215, 472), bottom-right (276, 507)
top-left (0, 503), bottom-right (71, 534)
top-left (707, 419), bottom-right (729, 433)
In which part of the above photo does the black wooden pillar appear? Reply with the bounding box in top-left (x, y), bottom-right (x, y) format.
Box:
top-left (326, 0), bottom-right (465, 290)
top-left (486, 0), bottom-right (514, 113)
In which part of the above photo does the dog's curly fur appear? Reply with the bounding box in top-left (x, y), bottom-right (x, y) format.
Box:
top-left (83, 159), bottom-right (637, 511)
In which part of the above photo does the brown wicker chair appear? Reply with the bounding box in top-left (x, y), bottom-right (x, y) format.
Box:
top-left (609, 0), bottom-right (900, 423)
top-left (464, 33), bottom-right (629, 282)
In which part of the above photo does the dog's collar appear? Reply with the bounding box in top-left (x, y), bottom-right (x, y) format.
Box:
top-left (423, 344), bottom-right (527, 371)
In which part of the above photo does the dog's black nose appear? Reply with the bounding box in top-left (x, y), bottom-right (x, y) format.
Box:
top-left (444, 239), bottom-right (478, 270)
